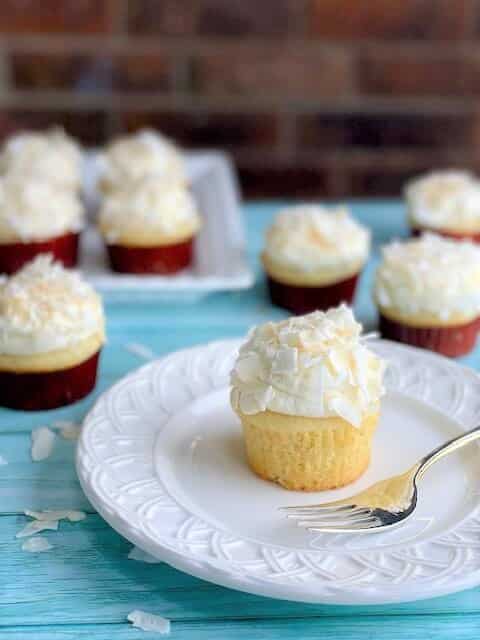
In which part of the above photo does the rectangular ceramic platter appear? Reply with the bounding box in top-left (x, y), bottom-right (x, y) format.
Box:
top-left (80, 151), bottom-right (253, 301)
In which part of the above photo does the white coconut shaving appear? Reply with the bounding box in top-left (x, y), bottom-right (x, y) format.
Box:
top-left (127, 610), bottom-right (171, 635)
top-left (52, 420), bottom-right (81, 440)
top-left (0, 454), bottom-right (7, 465)
top-left (24, 509), bottom-right (86, 523)
top-left (124, 342), bottom-right (156, 360)
top-left (21, 536), bottom-right (53, 553)
top-left (16, 519), bottom-right (59, 538)
top-left (31, 426), bottom-right (55, 461)
top-left (128, 546), bottom-right (163, 564)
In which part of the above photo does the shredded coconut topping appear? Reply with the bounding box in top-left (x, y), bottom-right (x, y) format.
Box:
top-left (375, 233), bottom-right (480, 321)
top-left (231, 305), bottom-right (385, 428)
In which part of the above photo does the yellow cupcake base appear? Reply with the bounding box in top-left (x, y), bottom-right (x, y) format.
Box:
top-left (237, 409), bottom-right (379, 491)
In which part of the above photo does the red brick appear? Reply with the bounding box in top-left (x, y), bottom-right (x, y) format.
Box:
top-left (11, 52), bottom-right (173, 92)
top-left (239, 163), bottom-right (330, 198)
top-left (310, 0), bottom-right (473, 40)
top-left (0, 0), bottom-right (116, 34)
top-left (193, 46), bottom-right (354, 98)
top-left (121, 111), bottom-right (277, 150)
top-left (128, 0), bottom-right (304, 36)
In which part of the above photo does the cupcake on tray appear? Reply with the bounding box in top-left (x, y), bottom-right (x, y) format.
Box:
top-left (98, 129), bottom-right (186, 195)
top-left (0, 255), bottom-right (105, 410)
top-left (0, 127), bottom-right (83, 193)
top-left (405, 170), bottom-right (480, 243)
top-left (230, 305), bottom-right (386, 491)
top-left (98, 174), bottom-right (201, 274)
top-left (0, 175), bottom-right (84, 274)
top-left (262, 205), bottom-right (370, 314)
top-left (374, 233), bottom-right (480, 357)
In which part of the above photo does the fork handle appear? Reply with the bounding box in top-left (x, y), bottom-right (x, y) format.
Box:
top-left (416, 425), bottom-right (480, 481)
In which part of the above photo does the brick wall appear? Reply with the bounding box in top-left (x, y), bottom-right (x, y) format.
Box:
top-left (0, 0), bottom-right (478, 198)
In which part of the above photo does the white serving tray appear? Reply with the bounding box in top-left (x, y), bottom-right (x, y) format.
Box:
top-left (80, 151), bottom-right (254, 301)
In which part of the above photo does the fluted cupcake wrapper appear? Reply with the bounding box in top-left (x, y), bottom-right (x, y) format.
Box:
top-left (106, 237), bottom-right (194, 274)
top-left (0, 232), bottom-right (80, 275)
top-left (411, 226), bottom-right (480, 244)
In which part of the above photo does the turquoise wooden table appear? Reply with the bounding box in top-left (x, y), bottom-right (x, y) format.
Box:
top-left (2, 201), bottom-right (480, 639)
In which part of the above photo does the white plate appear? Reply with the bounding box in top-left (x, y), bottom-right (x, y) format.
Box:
top-left (80, 151), bottom-right (253, 300)
top-left (76, 339), bottom-right (480, 605)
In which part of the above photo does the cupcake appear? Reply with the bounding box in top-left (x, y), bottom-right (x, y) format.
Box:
top-left (374, 233), bottom-right (480, 357)
top-left (262, 205), bottom-right (370, 314)
top-left (0, 127), bottom-right (82, 193)
top-left (0, 175), bottom-right (84, 274)
top-left (98, 129), bottom-right (186, 195)
top-left (405, 170), bottom-right (480, 242)
top-left (0, 255), bottom-right (105, 411)
top-left (230, 306), bottom-right (385, 491)
top-left (98, 174), bottom-right (201, 274)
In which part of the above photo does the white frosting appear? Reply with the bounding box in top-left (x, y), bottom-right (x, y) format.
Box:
top-left (231, 305), bottom-right (385, 428)
top-left (405, 170), bottom-right (480, 232)
top-left (99, 129), bottom-right (186, 191)
top-left (0, 175), bottom-right (84, 242)
top-left (375, 233), bottom-right (480, 320)
top-left (0, 127), bottom-right (82, 191)
top-left (264, 205), bottom-right (370, 274)
top-left (99, 174), bottom-right (201, 243)
top-left (0, 255), bottom-right (105, 355)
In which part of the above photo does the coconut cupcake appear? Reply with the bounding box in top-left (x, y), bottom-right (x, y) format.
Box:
top-left (0, 127), bottom-right (82, 193)
top-left (405, 170), bottom-right (480, 242)
top-left (374, 233), bottom-right (480, 357)
top-left (230, 306), bottom-right (385, 491)
top-left (0, 255), bottom-right (105, 410)
top-left (262, 205), bottom-right (370, 314)
top-left (98, 129), bottom-right (186, 195)
top-left (0, 175), bottom-right (84, 274)
top-left (98, 174), bottom-right (201, 274)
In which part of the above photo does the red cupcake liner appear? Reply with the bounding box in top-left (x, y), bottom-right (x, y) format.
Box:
top-left (379, 313), bottom-right (478, 357)
top-left (267, 273), bottom-right (359, 315)
top-left (0, 232), bottom-right (80, 275)
top-left (411, 226), bottom-right (480, 244)
top-left (0, 350), bottom-right (100, 411)
top-left (107, 238), bottom-right (194, 274)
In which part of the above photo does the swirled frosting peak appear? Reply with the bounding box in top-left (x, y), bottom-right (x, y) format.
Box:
top-left (405, 170), bottom-right (480, 232)
top-left (0, 255), bottom-right (105, 355)
top-left (231, 305), bottom-right (385, 428)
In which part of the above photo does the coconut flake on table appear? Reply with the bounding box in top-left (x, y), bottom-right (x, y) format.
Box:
top-left (31, 426), bottom-right (56, 461)
top-left (124, 342), bottom-right (156, 361)
top-left (24, 509), bottom-right (86, 523)
top-left (21, 537), bottom-right (53, 553)
top-left (52, 420), bottom-right (81, 440)
top-left (127, 610), bottom-right (171, 635)
top-left (16, 519), bottom-right (59, 538)
top-left (0, 454), bottom-right (7, 465)
top-left (128, 546), bottom-right (163, 564)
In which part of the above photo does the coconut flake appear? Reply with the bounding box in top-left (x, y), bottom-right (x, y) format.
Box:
top-left (52, 420), bottom-right (81, 440)
top-left (128, 546), bottom-right (163, 564)
top-left (127, 610), bottom-right (170, 635)
top-left (16, 519), bottom-right (58, 538)
top-left (31, 426), bottom-right (55, 461)
top-left (124, 342), bottom-right (156, 361)
top-left (22, 536), bottom-right (53, 553)
top-left (24, 509), bottom-right (86, 523)
top-left (0, 454), bottom-right (7, 466)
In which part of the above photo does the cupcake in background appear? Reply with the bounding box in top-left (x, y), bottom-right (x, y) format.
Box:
top-left (0, 255), bottom-right (105, 410)
top-left (98, 129), bottom-right (186, 195)
top-left (98, 174), bottom-right (201, 274)
top-left (374, 233), bottom-right (480, 357)
top-left (405, 170), bottom-right (480, 243)
top-left (0, 127), bottom-right (82, 193)
top-left (0, 175), bottom-right (84, 274)
top-left (262, 205), bottom-right (370, 314)
top-left (231, 305), bottom-right (386, 491)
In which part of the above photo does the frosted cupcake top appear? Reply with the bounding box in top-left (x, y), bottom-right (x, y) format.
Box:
top-left (405, 170), bottom-right (480, 232)
top-left (0, 127), bottom-right (82, 191)
top-left (98, 175), bottom-right (201, 245)
top-left (375, 233), bottom-right (480, 322)
top-left (99, 129), bottom-right (186, 192)
top-left (0, 175), bottom-right (84, 243)
top-left (263, 205), bottom-right (370, 279)
top-left (0, 255), bottom-right (105, 356)
top-left (231, 305), bottom-right (385, 428)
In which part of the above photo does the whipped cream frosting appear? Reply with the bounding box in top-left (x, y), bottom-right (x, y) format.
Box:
top-left (99, 174), bottom-right (201, 243)
top-left (99, 129), bottom-right (186, 191)
top-left (231, 305), bottom-right (385, 428)
top-left (0, 175), bottom-right (84, 242)
top-left (0, 127), bottom-right (82, 191)
top-left (405, 170), bottom-right (480, 232)
top-left (263, 205), bottom-right (370, 275)
top-left (375, 233), bottom-right (480, 321)
top-left (0, 255), bottom-right (105, 355)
